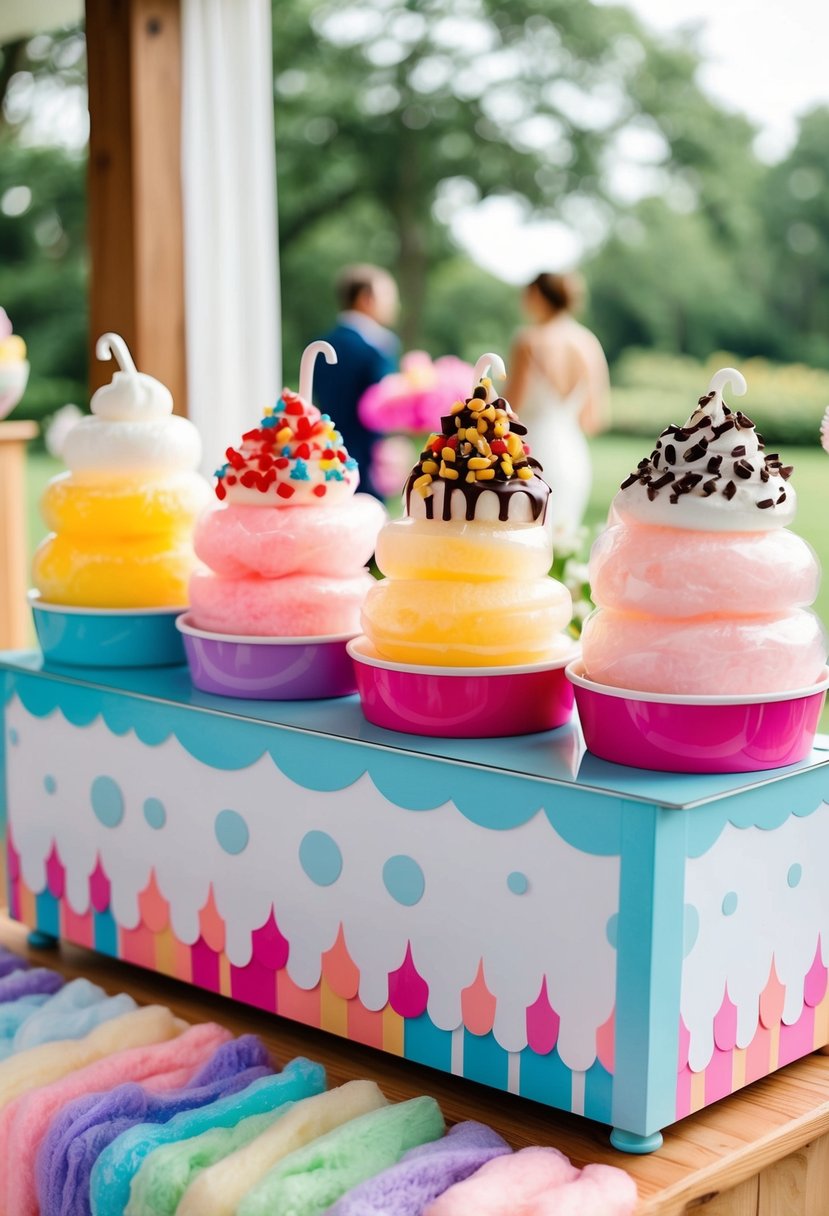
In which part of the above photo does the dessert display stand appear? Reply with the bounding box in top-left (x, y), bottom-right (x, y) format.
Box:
top-left (2, 649), bottom-right (829, 1158)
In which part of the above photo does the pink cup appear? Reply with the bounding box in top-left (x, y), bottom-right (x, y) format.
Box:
top-left (567, 659), bottom-right (829, 773)
top-left (348, 636), bottom-right (578, 738)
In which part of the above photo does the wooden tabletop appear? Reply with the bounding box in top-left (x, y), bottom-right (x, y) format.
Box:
top-left (2, 913), bottom-right (829, 1215)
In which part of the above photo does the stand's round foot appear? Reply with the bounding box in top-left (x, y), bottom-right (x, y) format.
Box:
top-left (610, 1128), bottom-right (663, 1154)
top-left (27, 929), bottom-right (58, 950)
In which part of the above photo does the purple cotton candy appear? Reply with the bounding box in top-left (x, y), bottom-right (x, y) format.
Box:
top-left (36, 1035), bottom-right (274, 1216)
top-left (0, 967), bottom-right (63, 1003)
top-left (0, 949), bottom-right (29, 980)
top-left (327, 1121), bottom-right (512, 1216)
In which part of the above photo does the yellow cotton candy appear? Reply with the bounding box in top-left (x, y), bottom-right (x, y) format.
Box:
top-left (41, 471), bottom-right (208, 539)
top-left (362, 576), bottom-right (572, 666)
top-left (376, 518), bottom-right (553, 583)
top-left (33, 531), bottom-right (198, 608)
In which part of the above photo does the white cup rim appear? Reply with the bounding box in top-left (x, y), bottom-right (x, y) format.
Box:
top-left (29, 590), bottom-right (186, 618)
top-left (175, 612), bottom-right (356, 647)
top-left (566, 658), bottom-right (829, 706)
top-left (347, 634), bottom-right (580, 677)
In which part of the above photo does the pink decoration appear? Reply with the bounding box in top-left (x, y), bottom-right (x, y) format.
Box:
top-left (44, 844), bottom-right (65, 901)
top-left (198, 885), bottom-right (226, 955)
top-left (6, 827), bottom-right (20, 883)
top-left (596, 1010), bottom-right (615, 1074)
top-left (779, 1004), bottom-right (815, 1066)
top-left (713, 987), bottom-right (738, 1052)
top-left (388, 943), bottom-right (429, 1019)
top-left (804, 939), bottom-right (828, 1008)
top-left (759, 960), bottom-right (786, 1029)
top-left (0, 308), bottom-right (12, 340)
top-left (88, 855), bottom-right (110, 914)
top-left (526, 978), bottom-right (560, 1056)
top-left (322, 925), bottom-right (360, 1000)
top-left (704, 1046), bottom-right (734, 1105)
top-left (461, 960), bottom-right (497, 1037)
top-left (230, 957), bottom-right (277, 1012)
top-left (358, 352), bottom-right (474, 436)
top-left (676, 1017), bottom-right (690, 1072)
top-left (250, 906), bottom-right (290, 972)
top-left (138, 870), bottom-right (170, 934)
top-left (191, 936), bottom-right (221, 994)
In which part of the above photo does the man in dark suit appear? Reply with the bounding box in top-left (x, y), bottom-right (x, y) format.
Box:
top-left (314, 264), bottom-right (400, 498)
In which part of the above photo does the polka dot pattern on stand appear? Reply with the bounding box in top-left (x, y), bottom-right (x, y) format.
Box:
top-left (91, 775), bottom-right (124, 828)
top-left (722, 891), bottom-right (738, 916)
top-left (382, 855), bottom-right (425, 907)
top-left (143, 797), bottom-right (167, 830)
top-left (787, 863), bottom-right (803, 888)
top-left (214, 809), bottom-right (249, 855)
top-left (43, 774), bottom-right (57, 795)
top-left (507, 871), bottom-right (529, 896)
top-left (299, 831), bottom-right (343, 887)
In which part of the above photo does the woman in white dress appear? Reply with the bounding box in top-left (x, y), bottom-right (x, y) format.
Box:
top-left (506, 273), bottom-right (610, 541)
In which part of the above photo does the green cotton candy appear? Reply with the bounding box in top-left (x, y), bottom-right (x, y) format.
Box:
top-left (125, 1109), bottom-right (281, 1216)
top-left (238, 1096), bottom-right (445, 1216)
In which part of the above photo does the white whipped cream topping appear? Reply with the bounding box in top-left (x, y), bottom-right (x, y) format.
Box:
top-left (62, 335), bottom-right (202, 475)
top-left (615, 367), bottom-right (796, 532)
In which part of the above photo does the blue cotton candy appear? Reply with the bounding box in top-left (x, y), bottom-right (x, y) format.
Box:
top-left (38, 1034), bottom-right (276, 1216)
top-left (13, 978), bottom-right (136, 1053)
top-left (0, 967), bottom-right (63, 1003)
top-left (89, 1057), bottom-right (327, 1216)
top-left (0, 995), bottom-right (50, 1060)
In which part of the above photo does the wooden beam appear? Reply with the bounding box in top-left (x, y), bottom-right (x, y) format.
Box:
top-left (85, 0), bottom-right (187, 415)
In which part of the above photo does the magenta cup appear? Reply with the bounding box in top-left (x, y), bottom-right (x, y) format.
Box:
top-left (348, 635), bottom-right (578, 738)
top-left (567, 659), bottom-right (829, 774)
top-left (176, 614), bottom-right (357, 700)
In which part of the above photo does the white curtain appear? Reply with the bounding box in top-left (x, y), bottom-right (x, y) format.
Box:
top-left (181, 0), bottom-right (280, 474)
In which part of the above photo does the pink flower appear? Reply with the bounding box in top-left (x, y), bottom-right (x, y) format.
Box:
top-left (358, 351), bottom-right (474, 435)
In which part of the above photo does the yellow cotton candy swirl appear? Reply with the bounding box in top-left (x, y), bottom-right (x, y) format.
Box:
top-left (33, 364), bottom-right (210, 608)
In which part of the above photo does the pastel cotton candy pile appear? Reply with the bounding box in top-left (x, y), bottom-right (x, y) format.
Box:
top-left (33, 1030), bottom-right (261, 1216)
top-left (0, 995), bottom-right (50, 1060)
top-left (124, 1110), bottom-right (278, 1216)
top-left (237, 1095), bottom-right (445, 1216)
top-left (13, 978), bottom-right (135, 1053)
top-left (33, 333), bottom-right (210, 608)
top-left (582, 368), bottom-right (827, 695)
top-left (0, 1004), bottom-right (185, 1113)
top-left (327, 1120), bottom-right (511, 1216)
top-left (425, 1146), bottom-right (637, 1216)
top-left (0, 947), bottom-right (31, 979)
top-left (362, 361), bottom-right (572, 667)
top-left (90, 1056), bottom-right (326, 1216)
top-left (0, 966), bottom-right (63, 1003)
top-left (176, 1078), bottom-right (387, 1216)
top-left (12, 1025), bottom-right (233, 1216)
top-left (191, 378), bottom-right (385, 637)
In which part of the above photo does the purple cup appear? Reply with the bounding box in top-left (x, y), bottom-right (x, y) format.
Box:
top-left (348, 636), bottom-right (578, 738)
top-left (567, 660), bottom-right (829, 774)
top-left (176, 614), bottom-right (357, 700)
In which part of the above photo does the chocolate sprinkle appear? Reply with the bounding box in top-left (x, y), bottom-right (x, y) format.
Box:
top-left (724, 480), bottom-right (737, 500)
top-left (707, 454), bottom-right (723, 473)
top-left (731, 444), bottom-right (746, 457)
top-left (664, 443), bottom-right (677, 464)
top-left (734, 459), bottom-right (754, 479)
top-left (757, 498), bottom-right (774, 509)
top-left (683, 441), bottom-right (708, 462)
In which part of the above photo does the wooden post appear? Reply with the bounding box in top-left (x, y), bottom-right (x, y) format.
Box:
top-left (0, 421), bottom-right (38, 649)
top-left (85, 0), bottom-right (187, 415)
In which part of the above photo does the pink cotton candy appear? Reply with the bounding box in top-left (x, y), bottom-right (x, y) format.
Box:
top-left (189, 569), bottom-right (375, 637)
top-left (425, 1147), bottom-right (636, 1216)
top-left (582, 607), bottom-right (826, 695)
top-left (0, 1021), bottom-right (230, 1216)
top-left (590, 522), bottom-right (819, 618)
top-left (194, 498), bottom-right (385, 581)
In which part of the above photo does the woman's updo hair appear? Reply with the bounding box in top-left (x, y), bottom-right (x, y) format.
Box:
top-left (528, 272), bottom-right (583, 314)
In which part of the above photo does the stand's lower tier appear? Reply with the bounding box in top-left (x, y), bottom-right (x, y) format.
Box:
top-left (4, 657), bottom-right (829, 1151)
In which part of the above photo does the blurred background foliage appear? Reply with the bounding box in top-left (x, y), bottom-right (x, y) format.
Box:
top-left (1, 0), bottom-right (828, 450)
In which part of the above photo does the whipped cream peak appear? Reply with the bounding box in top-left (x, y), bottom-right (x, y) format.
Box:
top-left (615, 366), bottom-right (796, 532)
top-left (215, 389), bottom-right (359, 507)
top-left (404, 351), bottom-right (549, 524)
top-left (821, 406), bottom-right (829, 455)
top-left (91, 333), bottom-right (174, 421)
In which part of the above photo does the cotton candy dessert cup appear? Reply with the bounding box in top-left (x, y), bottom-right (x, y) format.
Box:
top-left (348, 636), bottom-right (578, 738)
top-left (29, 592), bottom-right (186, 668)
top-left (177, 614), bottom-right (358, 700)
top-left (567, 659), bottom-right (829, 774)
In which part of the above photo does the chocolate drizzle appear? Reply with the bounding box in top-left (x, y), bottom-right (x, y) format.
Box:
top-left (404, 390), bottom-right (550, 523)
